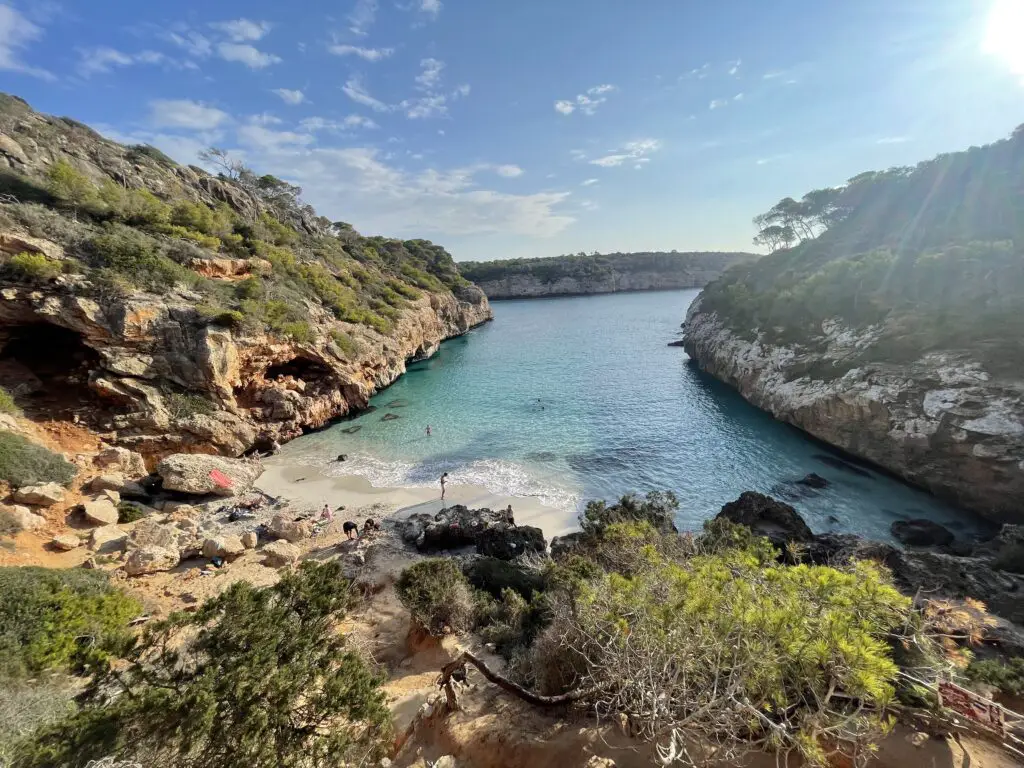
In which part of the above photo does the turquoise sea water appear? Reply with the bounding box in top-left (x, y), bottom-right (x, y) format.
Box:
top-left (281, 289), bottom-right (988, 542)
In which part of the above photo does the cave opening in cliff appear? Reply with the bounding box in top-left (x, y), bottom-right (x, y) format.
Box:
top-left (0, 323), bottom-right (103, 417)
top-left (265, 357), bottom-right (333, 385)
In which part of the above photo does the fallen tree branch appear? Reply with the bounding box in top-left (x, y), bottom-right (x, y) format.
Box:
top-left (437, 651), bottom-right (604, 710)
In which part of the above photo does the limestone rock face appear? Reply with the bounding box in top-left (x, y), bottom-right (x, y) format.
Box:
top-left (89, 526), bottom-right (128, 554)
top-left (13, 482), bottom-right (66, 506)
top-left (125, 546), bottom-right (179, 576)
top-left (94, 446), bottom-right (147, 478)
top-left (156, 454), bottom-right (262, 497)
top-left (82, 499), bottom-right (119, 526)
top-left (683, 300), bottom-right (1024, 524)
top-left (262, 540), bottom-right (299, 566)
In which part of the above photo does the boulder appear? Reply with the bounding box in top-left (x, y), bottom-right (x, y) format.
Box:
top-left (463, 557), bottom-right (545, 599)
top-left (262, 540), bottom-right (299, 567)
top-left (2, 504), bottom-right (46, 531)
top-left (475, 525), bottom-right (546, 561)
top-left (89, 526), bottom-right (128, 555)
top-left (550, 531), bottom-right (588, 561)
top-left (268, 514), bottom-right (312, 543)
top-left (241, 530), bottom-right (258, 549)
top-left (156, 454), bottom-right (263, 497)
top-left (13, 482), bottom-right (66, 506)
top-left (90, 473), bottom-right (127, 492)
top-left (128, 518), bottom-right (201, 559)
top-left (124, 546), bottom-right (180, 576)
top-left (99, 489), bottom-right (121, 505)
top-left (890, 519), bottom-right (955, 547)
top-left (94, 446), bottom-right (147, 478)
top-left (201, 535), bottom-right (245, 559)
top-left (82, 499), bottom-right (119, 526)
top-left (119, 481), bottom-right (149, 500)
top-left (716, 492), bottom-right (814, 545)
top-left (51, 534), bottom-right (81, 551)
top-left (406, 505), bottom-right (508, 552)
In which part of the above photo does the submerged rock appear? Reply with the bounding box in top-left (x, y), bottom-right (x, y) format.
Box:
top-left (796, 473), bottom-right (829, 489)
top-left (891, 519), bottom-right (955, 547)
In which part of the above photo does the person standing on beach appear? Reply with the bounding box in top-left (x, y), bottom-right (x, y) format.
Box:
top-left (440, 472), bottom-right (449, 501)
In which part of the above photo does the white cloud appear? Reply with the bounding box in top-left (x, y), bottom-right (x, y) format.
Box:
top-left (554, 84), bottom-right (616, 116)
top-left (78, 47), bottom-right (133, 76)
top-left (148, 99), bottom-right (230, 130)
top-left (273, 88), bottom-right (306, 105)
top-left (876, 136), bottom-right (910, 144)
top-left (300, 115), bottom-right (379, 131)
top-left (709, 98), bottom-right (728, 110)
top-left (685, 63), bottom-right (710, 80)
top-left (420, 0), bottom-right (442, 18)
top-left (581, 178), bottom-right (599, 186)
top-left (755, 154), bottom-right (790, 166)
top-left (589, 138), bottom-right (661, 168)
top-left (348, 0), bottom-right (378, 36)
top-left (416, 58), bottom-right (444, 89)
top-left (94, 124), bottom-right (215, 167)
top-left (238, 123), bottom-right (314, 152)
top-left (0, 5), bottom-right (55, 80)
top-left (728, 59), bottom-right (741, 75)
top-left (495, 165), bottom-right (523, 178)
top-left (250, 112), bottom-right (283, 126)
top-left (209, 19), bottom-right (272, 42)
top-left (345, 115), bottom-right (379, 129)
top-left (167, 30), bottom-right (213, 58)
top-left (328, 44), bottom-right (394, 61)
top-left (733, 92), bottom-right (744, 101)
top-left (217, 42), bottom-right (281, 68)
top-left (342, 76), bottom-right (392, 112)
top-left (402, 93), bottom-right (447, 119)
top-left (762, 70), bottom-right (784, 80)
top-left (452, 83), bottom-right (471, 99)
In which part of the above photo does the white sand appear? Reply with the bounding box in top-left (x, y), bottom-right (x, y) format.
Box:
top-left (255, 460), bottom-right (579, 539)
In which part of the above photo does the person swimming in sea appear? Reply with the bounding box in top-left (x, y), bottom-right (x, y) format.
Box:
top-left (426, 425), bottom-right (432, 436)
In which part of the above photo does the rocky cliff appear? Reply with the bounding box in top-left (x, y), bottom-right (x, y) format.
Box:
top-left (0, 94), bottom-right (491, 462)
top-left (683, 125), bottom-right (1024, 525)
top-left (459, 251), bottom-right (756, 299)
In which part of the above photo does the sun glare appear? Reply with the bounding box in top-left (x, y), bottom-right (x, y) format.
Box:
top-left (983, 0), bottom-right (1024, 78)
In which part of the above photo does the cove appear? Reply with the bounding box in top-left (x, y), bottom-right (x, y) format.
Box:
top-left (282, 289), bottom-right (987, 542)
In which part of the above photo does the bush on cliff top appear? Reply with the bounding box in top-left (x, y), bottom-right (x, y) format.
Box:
top-left (20, 561), bottom-right (392, 768)
top-left (0, 432), bottom-right (76, 488)
top-left (396, 558), bottom-right (474, 635)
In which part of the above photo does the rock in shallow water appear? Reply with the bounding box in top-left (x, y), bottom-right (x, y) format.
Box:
top-left (717, 491), bottom-right (814, 545)
top-left (891, 519), bottom-right (955, 547)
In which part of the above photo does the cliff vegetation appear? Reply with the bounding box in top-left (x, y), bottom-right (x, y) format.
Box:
top-left (459, 250), bottom-right (755, 298)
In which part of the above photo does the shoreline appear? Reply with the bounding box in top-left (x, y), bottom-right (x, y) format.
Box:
top-left (255, 459), bottom-right (580, 539)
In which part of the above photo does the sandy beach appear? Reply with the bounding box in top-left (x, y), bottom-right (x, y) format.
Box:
top-left (255, 459), bottom-right (580, 539)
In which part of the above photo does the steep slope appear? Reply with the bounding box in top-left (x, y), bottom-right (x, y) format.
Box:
top-left (0, 94), bottom-right (491, 461)
top-left (459, 250), bottom-right (756, 299)
top-left (684, 125), bottom-right (1024, 524)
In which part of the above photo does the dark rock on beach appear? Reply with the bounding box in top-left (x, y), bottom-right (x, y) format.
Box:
top-left (398, 504), bottom-right (544, 559)
top-left (464, 556), bottom-right (545, 599)
top-left (476, 525), bottom-right (545, 561)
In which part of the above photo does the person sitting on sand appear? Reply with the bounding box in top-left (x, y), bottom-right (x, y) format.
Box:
top-left (321, 503), bottom-right (333, 522)
top-left (363, 518), bottom-right (380, 534)
top-left (343, 520), bottom-right (358, 540)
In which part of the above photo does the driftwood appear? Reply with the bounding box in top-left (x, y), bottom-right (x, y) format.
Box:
top-left (436, 651), bottom-right (603, 711)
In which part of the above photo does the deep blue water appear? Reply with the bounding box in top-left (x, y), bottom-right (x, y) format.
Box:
top-left (281, 289), bottom-right (986, 542)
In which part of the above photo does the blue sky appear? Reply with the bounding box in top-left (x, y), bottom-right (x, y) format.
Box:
top-left (1, 0), bottom-right (1022, 261)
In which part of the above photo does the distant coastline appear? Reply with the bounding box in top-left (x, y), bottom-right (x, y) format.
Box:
top-left (458, 250), bottom-right (757, 299)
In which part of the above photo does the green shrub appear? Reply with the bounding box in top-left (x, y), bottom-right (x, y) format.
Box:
top-left (3, 203), bottom-right (91, 246)
top-left (0, 506), bottom-right (20, 538)
top-left (164, 391), bottom-right (216, 420)
top-left (87, 224), bottom-right (194, 292)
top-left (0, 678), bottom-right (77, 768)
top-left (280, 321), bottom-right (314, 343)
top-left (123, 188), bottom-right (170, 226)
top-left (0, 387), bottom-right (21, 416)
top-left (4, 251), bottom-right (61, 282)
top-left (46, 161), bottom-right (96, 213)
top-left (0, 432), bottom-right (76, 488)
top-left (196, 304), bottom-right (244, 327)
top-left (127, 144), bottom-right (175, 166)
top-left (21, 561), bottom-right (391, 768)
top-left (116, 502), bottom-right (147, 524)
top-left (329, 329), bottom-right (360, 358)
top-left (580, 490), bottom-right (679, 537)
top-left (396, 559), bottom-right (474, 635)
top-left (965, 657), bottom-right (1024, 696)
top-left (258, 213), bottom-right (298, 246)
top-left (0, 567), bottom-right (140, 678)
top-left (155, 223), bottom-right (221, 250)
